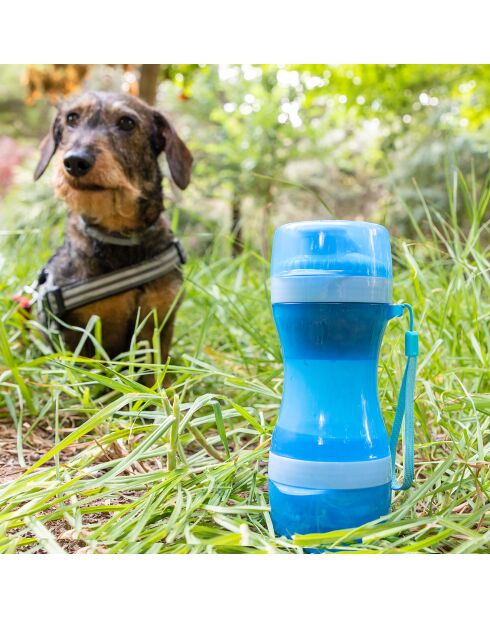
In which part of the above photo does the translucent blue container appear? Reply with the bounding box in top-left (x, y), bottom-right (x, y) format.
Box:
top-left (269, 221), bottom-right (405, 538)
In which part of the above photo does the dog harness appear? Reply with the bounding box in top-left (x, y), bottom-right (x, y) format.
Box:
top-left (34, 232), bottom-right (186, 320)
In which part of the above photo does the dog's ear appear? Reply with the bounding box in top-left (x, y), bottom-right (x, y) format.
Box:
top-left (152, 112), bottom-right (193, 190)
top-left (34, 111), bottom-right (62, 181)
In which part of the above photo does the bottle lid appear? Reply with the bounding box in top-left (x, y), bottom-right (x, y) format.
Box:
top-left (271, 220), bottom-right (393, 303)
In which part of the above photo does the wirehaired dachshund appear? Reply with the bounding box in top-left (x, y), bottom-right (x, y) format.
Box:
top-left (33, 91), bottom-right (193, 363)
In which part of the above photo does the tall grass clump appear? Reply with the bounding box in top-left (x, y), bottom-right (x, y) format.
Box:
top-left (0, 167), bottom-right (488, 553)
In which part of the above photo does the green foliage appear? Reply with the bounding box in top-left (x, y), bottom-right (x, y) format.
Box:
top-left (0, 65), bottom-right (51, 139)
top-left (164, 64), bottom-right (490, 231)
top-left (0, 169), bottom-right (488, 553)
top-left (181, 66), bottom-right (304, 213)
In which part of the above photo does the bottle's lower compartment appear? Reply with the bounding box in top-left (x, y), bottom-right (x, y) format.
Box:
top-left (269, 480), bottom-right (391, 539)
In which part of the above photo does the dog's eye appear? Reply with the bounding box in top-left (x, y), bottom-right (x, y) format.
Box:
top-left (117, 116), bottom-right (136, 132)
top-left (66, 112), bottom-right (80, 127)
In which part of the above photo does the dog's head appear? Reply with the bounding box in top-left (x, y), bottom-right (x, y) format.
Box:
top-left (34, 91), bottom-right (193, 230)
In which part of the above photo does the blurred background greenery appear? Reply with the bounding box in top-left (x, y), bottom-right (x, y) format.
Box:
top-left (1, 63), bottom-right (490, 253)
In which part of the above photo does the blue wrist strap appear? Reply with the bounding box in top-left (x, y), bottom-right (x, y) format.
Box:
top-left (390, 303), bottom-right (418, 491)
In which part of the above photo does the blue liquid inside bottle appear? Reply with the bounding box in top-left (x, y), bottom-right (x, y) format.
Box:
top-left (269, 303), bottom-right (393, 537)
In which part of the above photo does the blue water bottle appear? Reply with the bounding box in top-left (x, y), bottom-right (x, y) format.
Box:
top-left (268, 221), bottom-right (418, 538)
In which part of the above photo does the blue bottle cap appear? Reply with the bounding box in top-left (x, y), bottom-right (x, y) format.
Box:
top-left (271, 220), bottom-right (393, 303)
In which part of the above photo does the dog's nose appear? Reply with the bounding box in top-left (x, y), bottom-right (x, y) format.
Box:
top-left (63, 150), bottom-right (95, 178)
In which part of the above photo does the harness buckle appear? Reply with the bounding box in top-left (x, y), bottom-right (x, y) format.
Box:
top-left (173, 238), bottom-right (187, 265)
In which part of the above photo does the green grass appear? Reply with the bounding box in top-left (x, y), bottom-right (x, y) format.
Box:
top-left (0, 167), bottom-right (488, 554)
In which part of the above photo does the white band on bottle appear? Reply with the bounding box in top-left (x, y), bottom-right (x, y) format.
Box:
top-left (271, 275), bottom-right (392, 304)
top-left (268, 453), bottom-right (392, 490)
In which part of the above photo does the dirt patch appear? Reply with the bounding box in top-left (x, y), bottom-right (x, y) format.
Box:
top-left (0, 413), bottom-right (81, 484)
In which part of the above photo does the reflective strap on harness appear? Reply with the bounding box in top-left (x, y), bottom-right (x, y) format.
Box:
top-left (40, 239), bottom-right (186, 317)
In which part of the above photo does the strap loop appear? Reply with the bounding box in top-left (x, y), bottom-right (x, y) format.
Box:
top-left (390, 303), bottom-right (418, 491)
